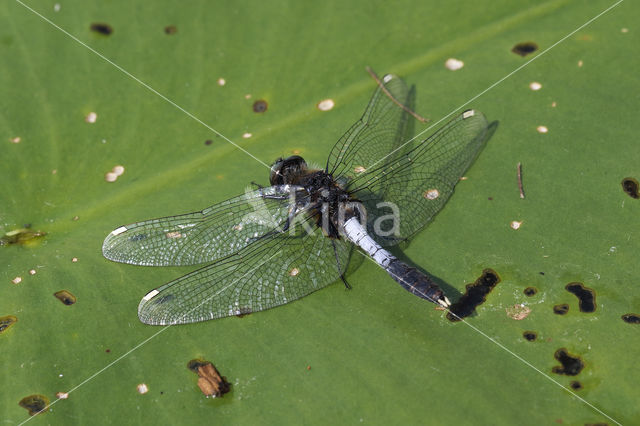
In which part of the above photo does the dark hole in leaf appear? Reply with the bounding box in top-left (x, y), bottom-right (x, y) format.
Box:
top-left (621, 313), bottom-right (640, 324)
top-left (447, 269), bottom-right (500, 322)
top-left (253, 99), bottom-right (268, 113)
top-left (524, 287), bottom-right (537, 296)
top-left (164, 25), bottom-right (177, 35)
top-left (523, 331), bottom-right (537, 341)
top-left (90, 23), bottom-right (113, 36)
top-left (204, 139), bottom-right (213, 146)
top-left (552, 348), bottom-right (584, 376)
top-left (565, 282), bottom-right (596, 313)
top-left (621, 177), bottom-right (639, 199)
top-left (19, 394), bottom-right (49, 416)
top-left (511, 41), bottom-right (538, 57)
top-left (570, 380), bottom-right (583, 390)
top-left (553, 304), bottom-right (569, 315)
top-left (54, 290), bottom-right (76, 306)
top-left (0, 315), bottom-right (17, 333)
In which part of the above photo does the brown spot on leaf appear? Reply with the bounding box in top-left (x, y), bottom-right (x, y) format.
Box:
top-left (252, 99), bottom-right (268, 113)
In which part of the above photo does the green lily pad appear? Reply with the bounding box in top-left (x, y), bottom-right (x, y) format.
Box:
top-left (2, 0), bottom-right (638, 424)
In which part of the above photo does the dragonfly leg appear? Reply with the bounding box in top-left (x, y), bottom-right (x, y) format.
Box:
top-left (332, 240), bottom-right (351, 289)
top-left (340, 274), bottom-right (352, 290)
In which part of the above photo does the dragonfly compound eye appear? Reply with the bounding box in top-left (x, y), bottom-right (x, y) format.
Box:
top-left (269, 155), bottom-right (308, 185)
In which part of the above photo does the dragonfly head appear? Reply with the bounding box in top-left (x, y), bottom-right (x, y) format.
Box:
top-left (270, 155), bottom-right (308, 185)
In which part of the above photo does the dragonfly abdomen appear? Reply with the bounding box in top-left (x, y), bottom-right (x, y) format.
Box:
top-left (385, 260), bottom-right (450, 307)
top-left (341, 217), bottom-right (450, 308)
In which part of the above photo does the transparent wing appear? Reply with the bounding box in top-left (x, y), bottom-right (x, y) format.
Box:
top-left (326, 74), bottom-right (416, 179)
top-left (137, 212), bottom-right (352, 325)
top-left (349, 109), bottom-right (490, 245)
top-left (102, 185), bottom-right (302, 266)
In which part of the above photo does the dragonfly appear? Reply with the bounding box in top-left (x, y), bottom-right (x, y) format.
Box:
top-left (102, 73), bottom-right (491, 325)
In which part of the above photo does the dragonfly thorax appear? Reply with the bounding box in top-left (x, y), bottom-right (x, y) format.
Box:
top-left (295, 169), bottom-right (363, 239)
top-left (271, 155), bottom-right (363, 237)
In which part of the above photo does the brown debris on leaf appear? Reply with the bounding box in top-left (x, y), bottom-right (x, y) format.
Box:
top-left (187, 359), bottom-right (231, 398)
top-left (506, 304), bottom-right (531, 320)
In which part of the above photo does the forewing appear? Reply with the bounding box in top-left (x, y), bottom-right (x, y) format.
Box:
top-left (137, 212), bottom-right (352, 325)
top-left (350, 110), bottom-right (490, 245)
top-left (326, 74), bottom-right (416, 179)
top-left (102, 185), bottom-right (301, 266)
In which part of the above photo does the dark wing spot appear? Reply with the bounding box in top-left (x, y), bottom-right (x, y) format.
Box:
top-left (154, 294), bottom-right (175, 305)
